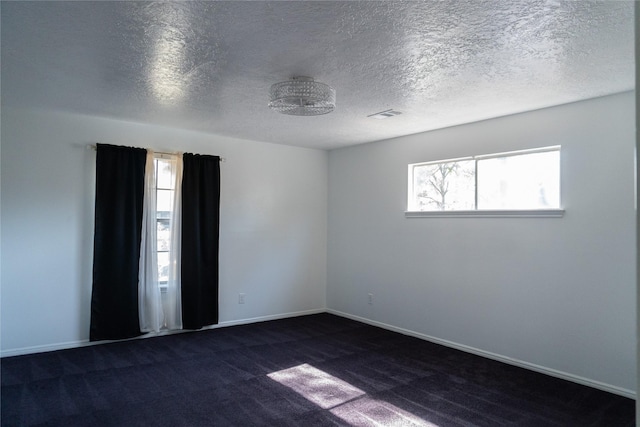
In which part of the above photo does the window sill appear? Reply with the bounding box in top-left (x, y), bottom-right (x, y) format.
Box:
top-left (405, 209), bottom-right (565, 218)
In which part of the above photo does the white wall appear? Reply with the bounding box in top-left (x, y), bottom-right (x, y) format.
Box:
top-left (634, 3), bottom-right (639, 419)
top-left (0, 108), bottom-right (328, 355)
top-left (327, 92), bottom-right (636, 395)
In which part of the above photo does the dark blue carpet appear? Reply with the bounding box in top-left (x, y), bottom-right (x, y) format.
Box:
top-left (1, 313), bottom-right (634, 426)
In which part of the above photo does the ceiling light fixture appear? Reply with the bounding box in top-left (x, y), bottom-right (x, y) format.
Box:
top-left (268, 76), bottom-right (335, 116)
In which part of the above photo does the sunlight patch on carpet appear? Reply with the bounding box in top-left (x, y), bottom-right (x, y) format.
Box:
top-left (267, 363), bottom-right (365, 409)
top-left (268, 363), bottom-right (438, 426)
top-left (330, 395), bottom-right (438, 427)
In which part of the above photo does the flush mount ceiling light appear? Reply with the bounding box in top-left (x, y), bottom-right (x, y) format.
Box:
top-left (268, 76), bottom-right (335, 116)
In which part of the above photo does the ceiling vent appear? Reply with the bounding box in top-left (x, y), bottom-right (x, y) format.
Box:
top-left (367, 109), bottom-right (402, 119)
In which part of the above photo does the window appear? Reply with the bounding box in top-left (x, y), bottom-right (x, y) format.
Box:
top-left (407, 146), bottom-right (562, 217)
top-left (154, 155), bottom-right (178, 289)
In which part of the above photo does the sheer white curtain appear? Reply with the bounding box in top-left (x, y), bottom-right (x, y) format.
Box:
top-left (164, 154), bottom-right (183, 330)
top-left (139, 151), bottom-right (161, 332)
top-left (139, 151), bottom-right (183, 333)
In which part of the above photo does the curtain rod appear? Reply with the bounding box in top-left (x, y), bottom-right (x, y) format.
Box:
top-left (87, 144), bottom-right (226, 162)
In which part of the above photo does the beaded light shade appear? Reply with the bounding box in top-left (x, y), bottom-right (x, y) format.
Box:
top-left (268, 76), bottom-right (336, 116)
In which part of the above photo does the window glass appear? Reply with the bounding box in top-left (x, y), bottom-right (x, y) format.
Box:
top-left (157, 219), bottom-right (170, 251)
top-left (477, 151), bottom-right (560, 209)
top-left (157, 189), bottom-right (173, 214)
top-left (156, 158), bottom-right (174, 189)
top-left (157, 251), bottom-right (170, 284)
top-left (408, 147), bottom-right (560, 212)
top-left (412, 160), bottom-right (475, 211)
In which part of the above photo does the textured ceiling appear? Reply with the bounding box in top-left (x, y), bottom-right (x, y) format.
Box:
top-left (1, 1), bottom-right (635, 150)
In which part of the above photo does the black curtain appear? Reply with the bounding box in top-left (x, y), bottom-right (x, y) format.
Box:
top-left (90, 144), bottom-right (146, 341)
top-left (181, 153), bottom-right (220, 329)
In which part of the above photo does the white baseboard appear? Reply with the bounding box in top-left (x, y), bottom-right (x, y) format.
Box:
top-left (327, 309), bottom-right (636, 400)
top-left (0, 308), bottom-right (326, 358)
top-left (211, 308), bottom-right (326, 329)
top-left (0, 339), bottom-right (93, 358)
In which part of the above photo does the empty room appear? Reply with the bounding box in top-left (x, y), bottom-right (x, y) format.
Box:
top-left (1, 1), bottom-right (636, 426)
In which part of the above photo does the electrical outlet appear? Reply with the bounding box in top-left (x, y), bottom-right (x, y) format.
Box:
top-left (368, 293), bottom-right (373, 305)
top-left (239, 293), bottom-right (245, 304)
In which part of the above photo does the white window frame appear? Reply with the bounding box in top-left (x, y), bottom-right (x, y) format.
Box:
top-left (406, 146), bottom-right (564, 218)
